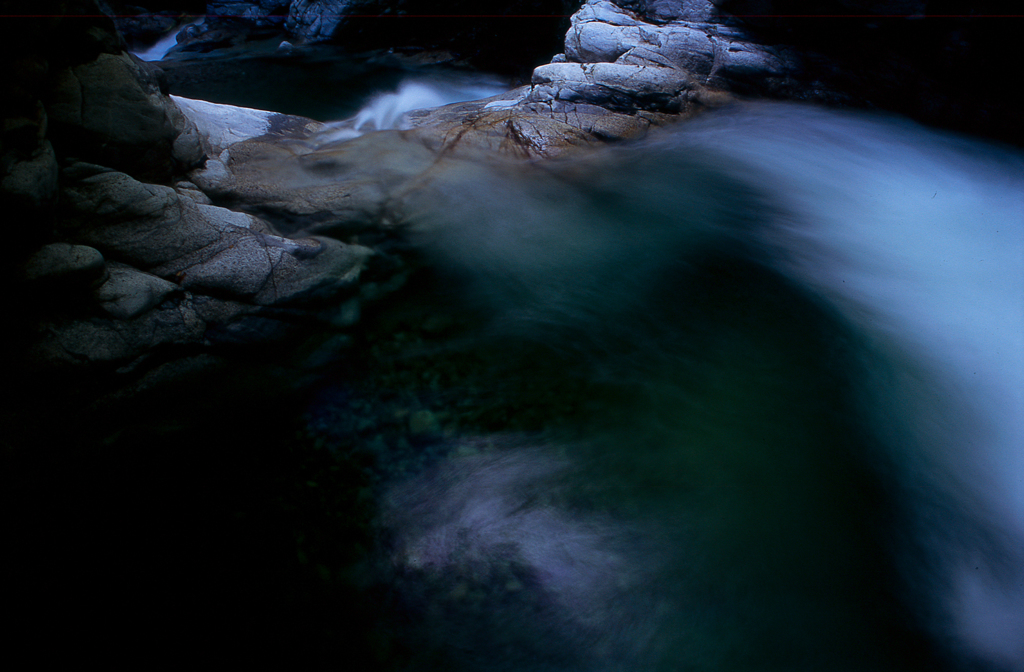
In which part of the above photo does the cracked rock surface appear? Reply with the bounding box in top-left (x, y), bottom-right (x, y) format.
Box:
top-left (32, 150), bottom-right (374, 373)
top-left (5, 3), bottom-right (380, 401)
top-left (527, 0), bottom-right (802, 112)
top-left (11, 0), bottom-right (1006, 405)
top-left (3, 0), bottom-right (796, 399)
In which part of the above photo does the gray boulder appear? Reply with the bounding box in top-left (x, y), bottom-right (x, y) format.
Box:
top-left (23, 148), bottom-right (374, 376)
top-left (209, 0), bottom-right (291, 24)
top-left (190, 129), bottom-right (436, 237)
top-left (528, 0), bottom-right (801, 112)
top-left (2, 140), bottom-right (59, 212)
top-left (31, 297), bottom-right (207, 368)
top-left (94, 262), bottom-right (180, 320)
top-left (58, 162), bottom-right (372, 307)
top-left (285, 0), bottom-right (348, 42)
top-left (170, 95), bottom-right (324, 157)
top-left (47, 52), bottom-right (204, 179)
top-left (58, 164), bottom-right (239, 269)
top-left (21, 242), bottom-right (106, 287)
top-left (170, 232), bottom-right (372, 307)
top-left (531, 62), bottom-right (701, 113)
top-left (613, 0), bottom-right (718, 22)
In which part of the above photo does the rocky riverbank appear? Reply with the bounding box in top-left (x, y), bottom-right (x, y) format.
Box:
top-left (3, 0), bottom-right (1019, 520)
top-left (3, 2), bottom-right (1021, 668)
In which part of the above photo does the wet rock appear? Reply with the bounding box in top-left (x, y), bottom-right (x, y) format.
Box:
top-left (531, 62), bottom-right (697, 112)
top-left (184, 101), bottom-right (645, 242)
top-left (190, 129), bottom-right (436, 236)
top-left (404, 86), bottom-right (667, 156)
top-left (176, 83), bottom-right (678, 248)
top-left (173, 233), bottom-right (372, 306)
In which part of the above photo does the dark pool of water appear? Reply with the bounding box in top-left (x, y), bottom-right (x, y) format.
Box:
top-left (157, 42), bottom-right (509, 122)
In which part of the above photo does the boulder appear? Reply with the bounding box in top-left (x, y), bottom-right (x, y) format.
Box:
top-left (94, 261), bottom-right (180, 320)
top-left (285, 0), bottom-right (347, 42)
top-left (531, 62), bottom-right (699, 112)
top-left (170, 94), bottom-right (323, 156)
top-left (209, 0), bottom-right (290, 25)
top-left (32, 297), bottom-right (207, 367)
top-left (2, 138), bottom-right (58, 201)
top-left (190, 129), bottom-right (436, 237)
top-left (21, 242), bottom-right (106, 287)
top-left (532, 0), bottom-right (801, 109)
top-left (58, 162), bottom-right (372, 307)
top-left (46, 52), bottom-right (204, 179)
top-left (58, 164), bottom-right (235, 269)
top-left (181, 85), bottom-right (676, 243)
top-left (613, 0), bottom-right (718, 23)
top-left (170, 232), bottom-right (372, 307)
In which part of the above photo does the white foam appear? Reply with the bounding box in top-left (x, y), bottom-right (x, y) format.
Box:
top-left (317, 76), bottom-right (507, 143)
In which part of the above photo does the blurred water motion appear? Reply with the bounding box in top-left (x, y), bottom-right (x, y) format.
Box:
top-left (317, 75), bottom-right (507, 141)
top-left (365, 103), bottom-right (1024, 672)
top-left (131, 20), bottom-right (201, 61)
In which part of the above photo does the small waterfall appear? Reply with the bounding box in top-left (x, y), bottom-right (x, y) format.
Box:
top-left (132, 20), bottom-right (201, 62)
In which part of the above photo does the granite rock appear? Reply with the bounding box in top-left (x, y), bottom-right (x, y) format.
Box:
top-left (47, 52), bottom-right (205, 179)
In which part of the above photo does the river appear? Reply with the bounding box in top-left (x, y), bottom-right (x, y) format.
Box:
top-left (28, 43), bottom-right (1024, 671)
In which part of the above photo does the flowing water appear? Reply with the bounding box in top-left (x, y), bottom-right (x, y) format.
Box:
top-left (131, 19), bottom-right (202, 62)
top-left (9, 62), bottom-right (1021, 668)
top-left (326, 101), bottom-right (1024, 672)
top-left (318, 74), bottom-right (507, 140)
